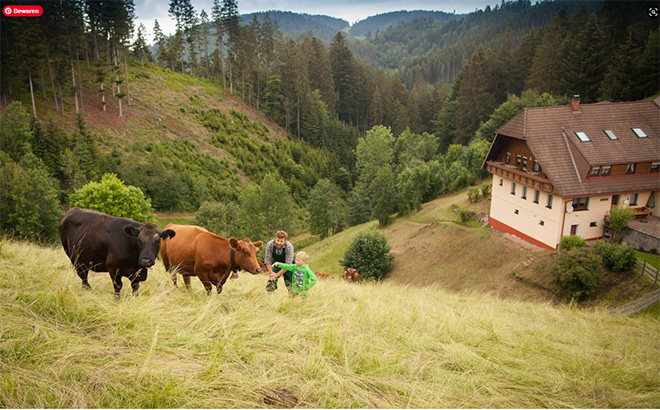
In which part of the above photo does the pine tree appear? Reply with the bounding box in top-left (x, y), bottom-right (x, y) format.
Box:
top-left (221, 0), bottom-right (240, 95)
top-left (559, 13), bottom-right (610, 102)
top-left (330, 32), bottom-right (359, 126)
top-left (132, 23), bottom-right (152, 67)
top-left (454, 46), bottom-right (498, 145)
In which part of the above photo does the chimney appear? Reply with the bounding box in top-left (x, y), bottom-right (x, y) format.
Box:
top-left (571, 95), bottom-right (580, 113)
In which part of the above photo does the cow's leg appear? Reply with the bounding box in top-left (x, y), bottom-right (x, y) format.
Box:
top-left (197, 272), bottom-right (213, 296)
top-left (110, 271), bottom-right (123, 298)
top-left (131, 268), bottom-right (148, 295)
top-left (75, 264), bottom-right (91, 289)
top-left (170, 270), bottom-right (178, 287)
top-left (214, 272), bottom-right (229, 294)
top-left (183, 275), bottom-right (191, 289)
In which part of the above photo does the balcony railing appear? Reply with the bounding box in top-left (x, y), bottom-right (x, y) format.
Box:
top-left (486, 161), bottom-right (555, 193)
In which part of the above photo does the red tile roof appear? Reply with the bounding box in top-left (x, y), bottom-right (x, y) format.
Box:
top-left (492, 100), bottom-right (660, 198)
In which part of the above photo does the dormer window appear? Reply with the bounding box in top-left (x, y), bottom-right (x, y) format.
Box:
top-left (626, 163), bottom-right (636, 174)
top-left (603, 130), bottom-right (617, 140)
top-left (632, 128), bottom-right (647, 138)
top-left (533, 160), bottom-right (542, 173)
top-left (652, 162), bottom-right (660, 173)
top-left (575, 131), bottom-right (590, 142)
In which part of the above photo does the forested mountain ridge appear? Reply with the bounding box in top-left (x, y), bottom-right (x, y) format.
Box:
top-left (348, 10), bottom-right (463, 38)
top-left (240, 11), bottom-right (349, 43)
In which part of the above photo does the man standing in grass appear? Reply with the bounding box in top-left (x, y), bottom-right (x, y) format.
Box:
top-left (265, 230), bottom-right (295, 294)
top-left (272, 251), bottom-right (317, 296)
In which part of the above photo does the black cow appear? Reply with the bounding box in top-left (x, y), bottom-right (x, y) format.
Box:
top-left (58, 207), bottom-right (176, 297)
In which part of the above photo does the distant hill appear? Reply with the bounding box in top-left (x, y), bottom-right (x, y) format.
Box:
top-left (348, 10), bottom-right (463, 38)
top-left (241, 11), bottom-right (349, 43)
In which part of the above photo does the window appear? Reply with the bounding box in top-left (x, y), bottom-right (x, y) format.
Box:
top-left (514, 209), bottom-right (519, 215)
top-left (630, 193), bottom-right (639, 206)
top-left (590, 221), bottom-right (598, 227)
top-left (546, 194), bottom-right (553, 209)
top-left (539, 220), bottom-right (545, 226)
top-left (505, 152), bottom-right (511, 164)
top-left (510, 182), bottom-right (516, 195)
top-left (515, 155), bottom-right (522, 168)
top-left (521, 186), bottom-right (527, 199)
top-left (533, 190), bottom-right (540, 204)
top-left (632, 128), bottom-right (647, 138)
top-left (522, 157), bottom-right (528, 172)
top-left (604, 129), bottom-right (617, 140)
top-left (651, 162), bottom-right (659, 173)
top-left (626, 163), bottom-right (637, 174)
top-left (590, 167), bottom-right (600, 177)
top-left (601, 166), bottom-right (611, 176)
top-left (572, 197), bottom-right (589, 211)
top-left (533, 160), bottom-right (542, 173)
top-left (575, 131), bottom-right (590, 142)
top-left (499, 178), bottom-right (503, 186)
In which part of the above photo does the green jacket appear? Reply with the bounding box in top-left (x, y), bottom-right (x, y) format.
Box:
top-left (276, 263), bottom-right (317, 295)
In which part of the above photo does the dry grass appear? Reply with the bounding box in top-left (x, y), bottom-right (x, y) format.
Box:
top-left (1, 238), bottom-right (659, 408)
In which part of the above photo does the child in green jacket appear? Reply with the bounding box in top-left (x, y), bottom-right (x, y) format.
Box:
top-left (272, 251), bottom-right (317, 296)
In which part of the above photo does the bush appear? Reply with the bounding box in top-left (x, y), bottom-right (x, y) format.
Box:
top-left (340, 230), bottom-right (394, 281)
top-left (559, 235), bottom-right (587, 251)
top-left (0, 154), bottom-right (62, 241)
top-left (550, 248), bottom-right (603, 300)
top-left (452, 203), bottom-right (470, 223)
top-left (69, 173), bottom-right (156, 222)
top-left (608, 206), bottom-right (635, 242)
top-left (480, 182), bottom-right (492, 198)
top-left (467, 186), bottom-right (480, 203)
top-left (594, 241), bottom-right (636, 272)
top-left (191, 201), bottom-right (240, 237)
top-left (651, 248), bottom-right (658, 255)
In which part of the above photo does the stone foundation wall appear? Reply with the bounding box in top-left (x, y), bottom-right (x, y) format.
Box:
top-left (622, 227), bottom-right (660, 251)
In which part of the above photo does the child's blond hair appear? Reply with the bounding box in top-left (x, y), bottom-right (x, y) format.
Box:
top-left (296, 251), bottom-right (308, 261)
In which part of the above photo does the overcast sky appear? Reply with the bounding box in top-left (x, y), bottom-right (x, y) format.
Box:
top-left (134, 0), bottom-right (501, 43)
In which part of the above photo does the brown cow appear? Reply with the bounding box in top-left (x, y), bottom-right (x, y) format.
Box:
top-left (315, 271), bottom-right (332, 280)
top-left (342, 268), bottom-right (359, 282)
top-left (160, 224), bottom-right (263, 295)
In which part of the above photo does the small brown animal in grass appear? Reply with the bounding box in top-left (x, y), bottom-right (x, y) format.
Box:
top-left (315, 271), bottom-right (332, 280)
top-left (342, 268), bottom-right (359, 282)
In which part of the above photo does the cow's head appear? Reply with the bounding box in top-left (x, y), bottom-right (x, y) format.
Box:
top-left (343, 268), bottom-right (359, 282)
top-left (229, 237), bottom-right (263, 274)
top-left (124, 223), bottom-right (176, 268)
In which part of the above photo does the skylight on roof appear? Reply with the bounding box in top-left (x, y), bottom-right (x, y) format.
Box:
top-left (632, 128), bottom-right (648, 138)
top-left (604, 130), bottom-right (617, 140)
top-left (575, 131), bottom-right (590, 142)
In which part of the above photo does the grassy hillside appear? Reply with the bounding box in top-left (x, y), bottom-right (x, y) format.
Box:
top-left (302, 187), bottom-right (656, 309)
top-left (4, 61), bottom-right (337, 212)
top-left (1, 238), bottom-right (659, 408)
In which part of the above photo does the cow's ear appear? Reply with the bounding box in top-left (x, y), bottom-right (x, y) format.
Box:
top-left (123, 225), bottom-right (139, 237)
top-left (161, 229), bottom-right (176, 240)
top-left (229, 237), bottom-right (241, 250)
top-left (253, 240), bottom-right (263, 249)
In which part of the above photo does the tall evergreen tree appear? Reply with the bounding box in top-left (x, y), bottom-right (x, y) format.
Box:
top-left (329, 32), bottom-right (359, 125)
top-left (454, 45), bottom-right (498, 145)
top-left (559, 13), bottom-right (610, 102)
top-left (221, 0), bottom-right (240, 95)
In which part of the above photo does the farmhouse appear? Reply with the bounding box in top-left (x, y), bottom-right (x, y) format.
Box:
top-left (482, 97), bottom-right (660, 250)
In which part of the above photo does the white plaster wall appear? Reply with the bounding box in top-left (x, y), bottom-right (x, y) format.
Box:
top-left (490, 176), bottom-right (564, 249)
